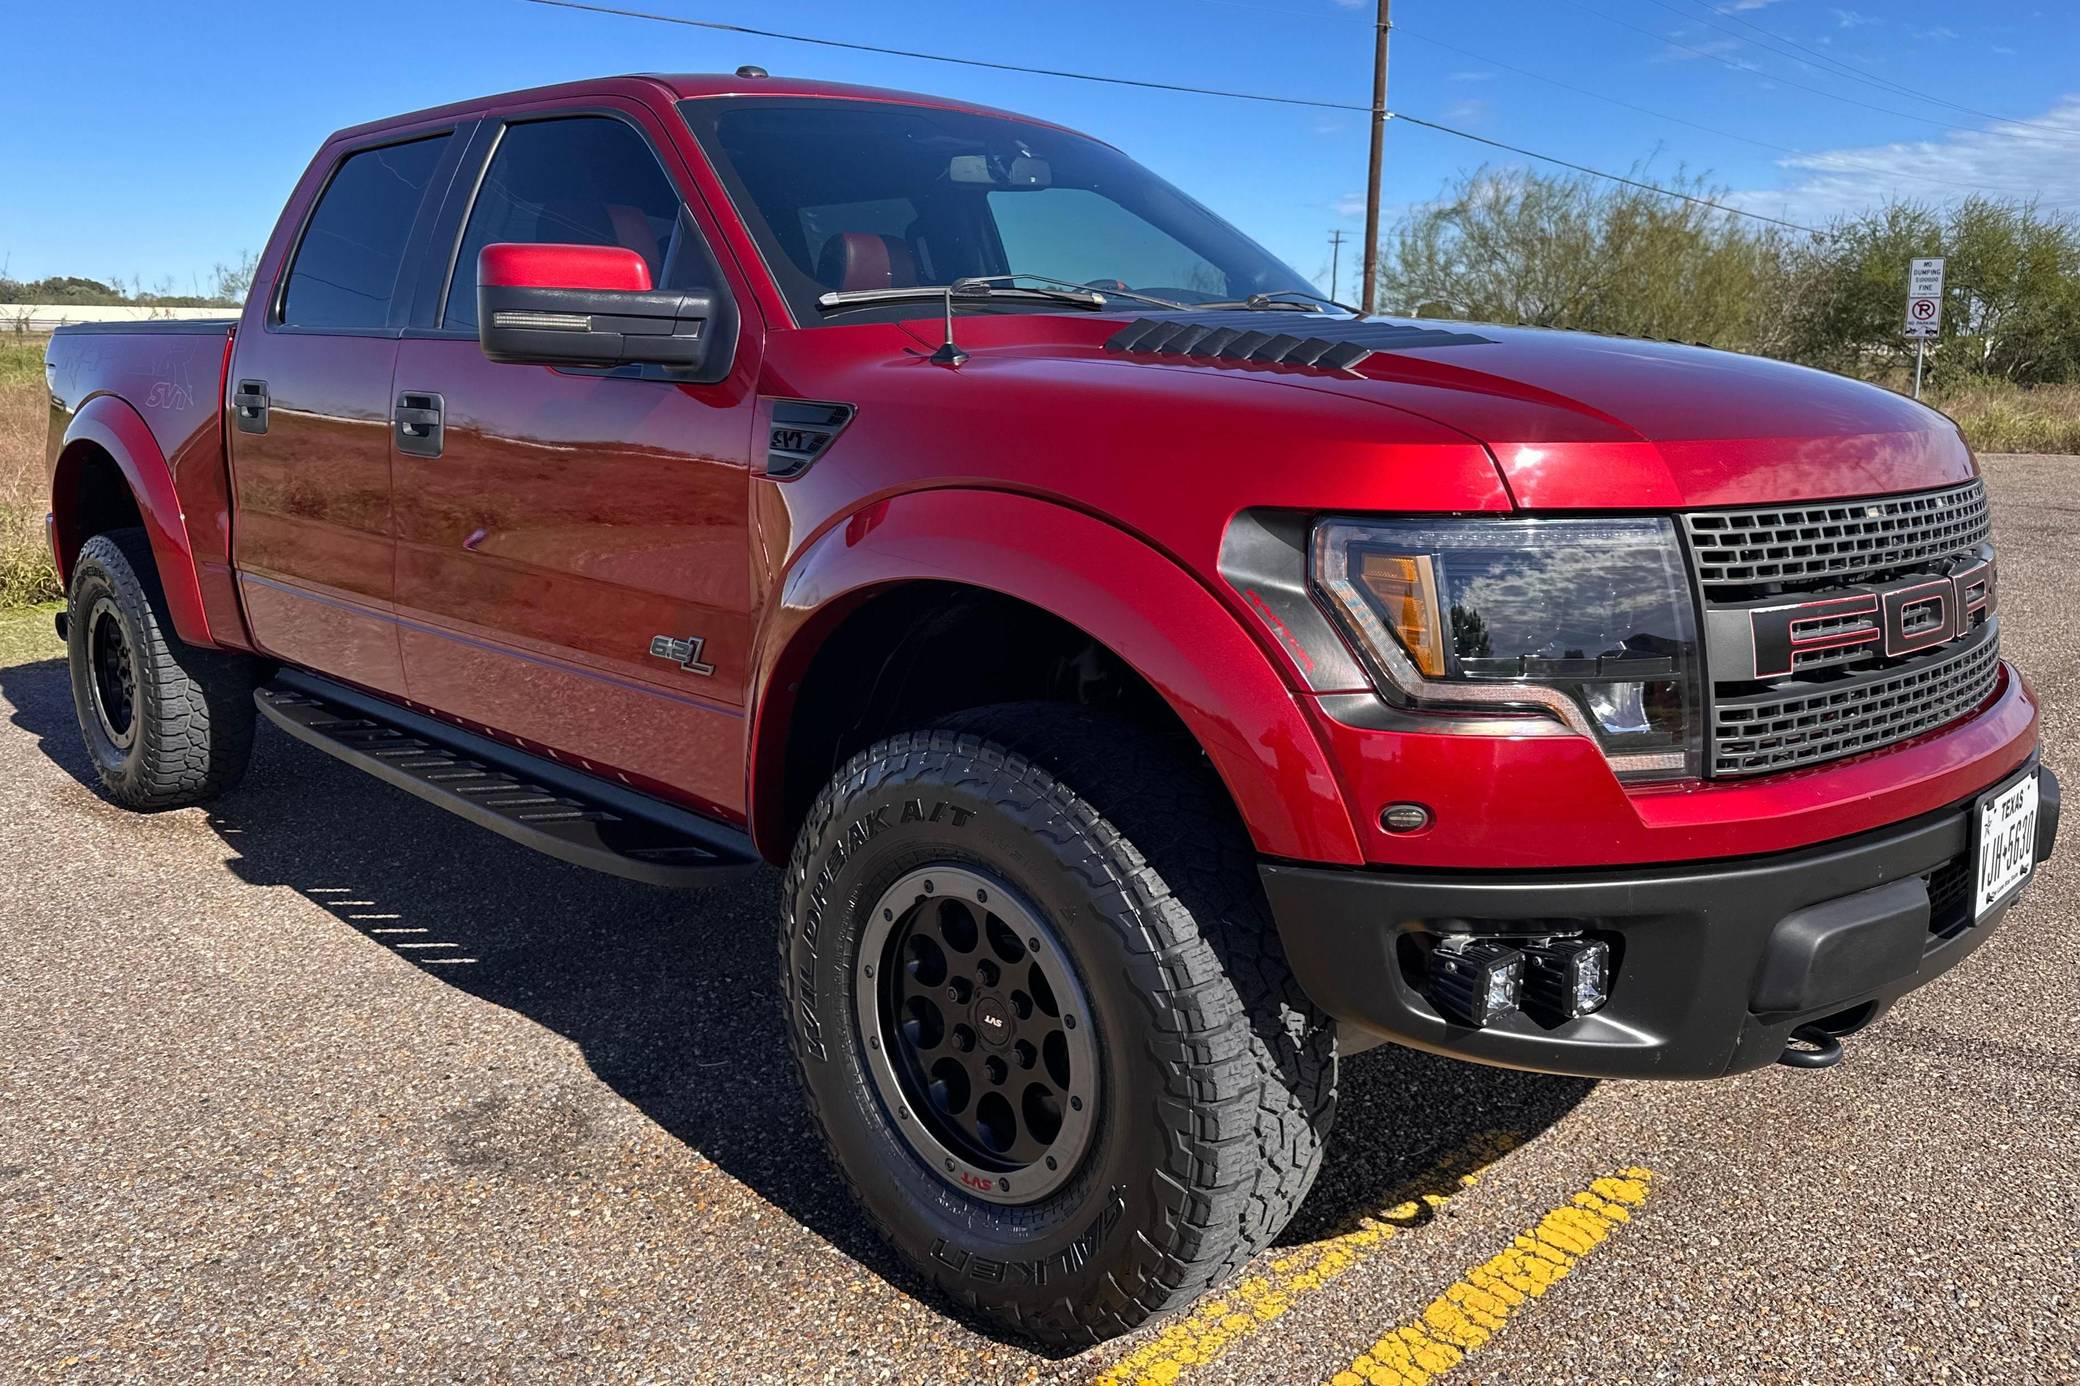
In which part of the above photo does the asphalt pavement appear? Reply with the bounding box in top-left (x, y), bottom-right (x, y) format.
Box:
top-left (2, 454), bottom-right (2076, 1384)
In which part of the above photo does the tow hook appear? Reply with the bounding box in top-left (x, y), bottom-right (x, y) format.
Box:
top-left (1777, 1023), bottom-right (1844, 1069)
top-left (54, 609), bottom-right (70, 642)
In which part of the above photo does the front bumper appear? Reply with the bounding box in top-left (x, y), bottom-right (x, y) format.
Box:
top-left (1262, 763), bottom-right (2061, 1079)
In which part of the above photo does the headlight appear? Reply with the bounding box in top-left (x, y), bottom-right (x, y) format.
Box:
top-left (1310, 517), bottom-right (1701, 780)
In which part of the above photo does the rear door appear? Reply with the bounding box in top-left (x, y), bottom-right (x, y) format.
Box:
top-left (229, 128), bottom-right (465, 694)
top-left (389, 103), bottom-right (759, 820)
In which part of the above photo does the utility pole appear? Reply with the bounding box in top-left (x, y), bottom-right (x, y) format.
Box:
top-left (1360, 0), bottom-right (1391, 316)
top-left (1327, 229), bottom-right (1347, 303)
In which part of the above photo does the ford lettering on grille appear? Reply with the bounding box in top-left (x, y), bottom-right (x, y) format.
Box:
top-left (1685, 480), bottom-right (2002, 778)
top-left (1740, 553), bottom-right (1994, 680)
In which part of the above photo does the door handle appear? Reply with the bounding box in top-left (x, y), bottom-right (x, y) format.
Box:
top-left (394, 391), bottom-right (444, 458)
top-left (232, 379), bottom-right (269, 435)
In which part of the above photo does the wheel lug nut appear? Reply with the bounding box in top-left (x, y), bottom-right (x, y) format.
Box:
top-left (985, 1056), bottom-right (1007, 1085)
top-left (977, 960), bottom-right (1000, 987)
top-left (1014, 1040), bottom-right (1036, 1070)
top-left (1011, 992), bottom-right (1032, 1020)
top-left (948, 978), bottom-right (972, 1003)
top-left (952, 1026), bottom-right (975, 1052)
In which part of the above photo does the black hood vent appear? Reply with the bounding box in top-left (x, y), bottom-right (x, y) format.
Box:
top-left (1102, 311), bottom-right (1491, 372)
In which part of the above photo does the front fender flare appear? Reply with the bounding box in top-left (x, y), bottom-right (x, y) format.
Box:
top-left (749, 490), bottom-right (1363, 866)
top-left (54, 394), bottom-right (215, 647)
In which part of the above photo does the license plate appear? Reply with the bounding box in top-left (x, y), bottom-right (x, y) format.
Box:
top-left (1975, 768), bottom-right (2039, 919)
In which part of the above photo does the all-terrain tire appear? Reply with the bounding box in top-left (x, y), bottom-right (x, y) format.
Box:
top-left (66, 529), bottom-right (256, 809)
top-left (780, 702), bottom-right (1337, 1346)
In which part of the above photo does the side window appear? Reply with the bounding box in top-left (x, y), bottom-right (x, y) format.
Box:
top-left (281, 135), bottom-right (450, 331)
top-left (445, 116), bottom-right (713, 330)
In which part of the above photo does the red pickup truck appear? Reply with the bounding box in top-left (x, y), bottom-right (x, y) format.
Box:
top-left (43, 72), bottom-right (2058, 1342)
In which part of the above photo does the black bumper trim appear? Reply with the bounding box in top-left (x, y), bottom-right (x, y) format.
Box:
top-left (1262, 762), bottom-right (2059, 1080)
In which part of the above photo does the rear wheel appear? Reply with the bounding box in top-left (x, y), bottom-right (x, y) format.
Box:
top-left (781, 703), bottom-right (1336, 1345)
top-left (66, 529), bottom-right (256, 809)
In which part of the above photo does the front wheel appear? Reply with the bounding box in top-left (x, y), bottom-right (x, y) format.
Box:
top-left (780, 704), bottom-right (1336, 1345)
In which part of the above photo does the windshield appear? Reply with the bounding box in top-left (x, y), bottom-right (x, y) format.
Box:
top-left (679, 98), bottom-right (1314, 323)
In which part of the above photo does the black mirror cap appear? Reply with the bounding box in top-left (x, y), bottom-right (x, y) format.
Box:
top-left (477, 282), bottom-right (739, 383)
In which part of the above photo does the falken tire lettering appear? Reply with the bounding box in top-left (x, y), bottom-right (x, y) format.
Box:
top-left (927, 1187), bottom-right (1127, 1286)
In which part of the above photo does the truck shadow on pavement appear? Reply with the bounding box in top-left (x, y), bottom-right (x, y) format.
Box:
top-left (3, 656), bottom-right (1593, 1349)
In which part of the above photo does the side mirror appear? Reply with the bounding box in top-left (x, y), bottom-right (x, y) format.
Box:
top-left (475, 243), bottom-right (736, 379)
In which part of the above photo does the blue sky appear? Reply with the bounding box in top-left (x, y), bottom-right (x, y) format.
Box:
top-left (5, 0), bottom-right (2075, 298)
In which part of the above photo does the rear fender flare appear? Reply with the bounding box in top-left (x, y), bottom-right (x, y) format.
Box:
top-left (749, 490), bottom-right (1363, 866)
top-left (53, 394), bottom-right (215, 647)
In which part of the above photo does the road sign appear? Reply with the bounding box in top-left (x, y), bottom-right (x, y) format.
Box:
top-left (1904, 257), bottom-right (1945, 338)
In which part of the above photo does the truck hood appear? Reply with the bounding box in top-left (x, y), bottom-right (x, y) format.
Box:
top-left (943, 312), bottom-right (1976, 509)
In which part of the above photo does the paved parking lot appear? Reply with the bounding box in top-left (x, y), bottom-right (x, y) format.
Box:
top-left (3, 454), bottom-right (2077, 1384)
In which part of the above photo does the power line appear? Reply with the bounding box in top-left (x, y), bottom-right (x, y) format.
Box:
top-left (1556, 0), bottom-right (2080, 146)
top-left (522, 0), bottom-right (1370, 111)
top-left (1651, 0), bottom-right (2080, 142)
top-left (1393, 27), bottom-right (2060, 200)
top-left (519, 0), bottom-right (1824, 236)
top-left (1390, 114), bottom-right (1825, 234)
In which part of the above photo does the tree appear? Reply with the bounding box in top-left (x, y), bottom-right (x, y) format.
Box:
top-left (1376, 165), bottom-right (1803, 351)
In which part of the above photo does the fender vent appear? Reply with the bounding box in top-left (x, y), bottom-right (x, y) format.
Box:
top-left (1103, 311), bottom-right (1491, 372)
top-left (765, 399), bottom-right (856, 479)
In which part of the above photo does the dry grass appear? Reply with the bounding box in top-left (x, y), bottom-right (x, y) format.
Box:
top-left (2, 331), bottom-right (2078, 612)
top-left (1923, 380), bottom-right (2080, 456)
top-left (0, 337), bottom-right (59, 608)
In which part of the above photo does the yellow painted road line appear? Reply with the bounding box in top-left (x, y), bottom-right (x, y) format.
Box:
top-left (1324, 1167), bottom-right (1656, 1386)
top-left (1091, 1132), bottom-right (1521, 1386)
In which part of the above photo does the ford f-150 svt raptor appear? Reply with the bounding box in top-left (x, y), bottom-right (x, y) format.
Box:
top-left (42, 72), bottom-right (2059, 1343)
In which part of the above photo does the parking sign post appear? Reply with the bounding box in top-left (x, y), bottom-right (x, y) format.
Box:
top-left (1905, 257), bottom-right (1945, 400)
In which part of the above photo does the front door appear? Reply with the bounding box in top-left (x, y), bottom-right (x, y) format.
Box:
top-left (390, 108), bottom-right (757, 821)
top-left (229, 130), bottom-right (459, 696)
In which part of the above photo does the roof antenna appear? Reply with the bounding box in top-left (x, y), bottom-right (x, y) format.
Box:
top-left (928, 283), bottom-right (969, 367)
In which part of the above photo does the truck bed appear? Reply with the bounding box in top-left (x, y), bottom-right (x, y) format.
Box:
top-left (44, 317), bottom-right (242, 647)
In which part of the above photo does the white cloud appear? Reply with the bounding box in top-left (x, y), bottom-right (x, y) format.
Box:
top-left (1716, 0), bottom-right (1789, 9)
top-left (1832, 8), bottom-right (1880, 28)
top-left (1725, 93), bottom-right (2080, 225)
top-left (1443, 97), bottom-right (1492, 126)
top-left (1915, 25), bottom-right (1959, 40)
top-left (1333, 192), bottom-right (1368, 218)
top-left (1448, 70), bottom-right (1496, 82)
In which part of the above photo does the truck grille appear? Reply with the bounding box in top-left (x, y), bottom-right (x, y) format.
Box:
top-left (1709, 627), bottom-right (1999, 776)
top-left (1683, 479), bottom-right (2001, 778)
top-left (1683, 479), bottom-right (1989, 591)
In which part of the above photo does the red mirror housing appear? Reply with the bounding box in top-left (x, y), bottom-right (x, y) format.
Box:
top-left (478, 242), bottom-right (654, 293)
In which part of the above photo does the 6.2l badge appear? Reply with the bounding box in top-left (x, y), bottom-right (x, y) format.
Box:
top-left (649, 634), bottom-right (716, 677)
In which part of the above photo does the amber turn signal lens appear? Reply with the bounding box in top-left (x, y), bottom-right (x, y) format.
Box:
top-left (1355, 552), bottom-right (1447, 676)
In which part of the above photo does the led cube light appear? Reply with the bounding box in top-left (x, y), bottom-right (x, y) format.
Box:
top-left (1429, 939), bottom-right (1525, 1027)
top-left (1520, 936), bottom-right (1611, 1021)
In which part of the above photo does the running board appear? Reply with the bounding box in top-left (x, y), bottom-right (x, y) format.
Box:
top-left (255, 671), bottom-right (760, 888)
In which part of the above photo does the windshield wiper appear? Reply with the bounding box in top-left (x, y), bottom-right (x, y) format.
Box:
top-left (963, 273), bottom-right (1187, 313)
top-left (817, 273), bottom-right (1189, 315)
top-left (817, 282), bottom-right (1107, 312)
top-left (1197, 289), bottom-right (1363, 315)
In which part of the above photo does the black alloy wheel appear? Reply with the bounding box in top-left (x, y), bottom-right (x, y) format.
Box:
top-left (85, 596), bottom-right (138, 751)
top-left (856, 865), bottom-right (1098, 1204)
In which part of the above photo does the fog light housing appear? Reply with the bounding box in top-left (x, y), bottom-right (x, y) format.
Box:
top-left (1429, 938), bottom-right (1524, 1027)
top-left (1521, 937), bottom-right (1610, 1021)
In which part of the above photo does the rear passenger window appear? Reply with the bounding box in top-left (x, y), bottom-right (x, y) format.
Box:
top-left (281, 135), bottom-right (450, 331)
top-left (444, 116), bottom-right (714, 331)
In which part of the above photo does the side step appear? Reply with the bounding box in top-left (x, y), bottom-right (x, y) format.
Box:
top-left (255, 670), bottom-right (760, 888)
